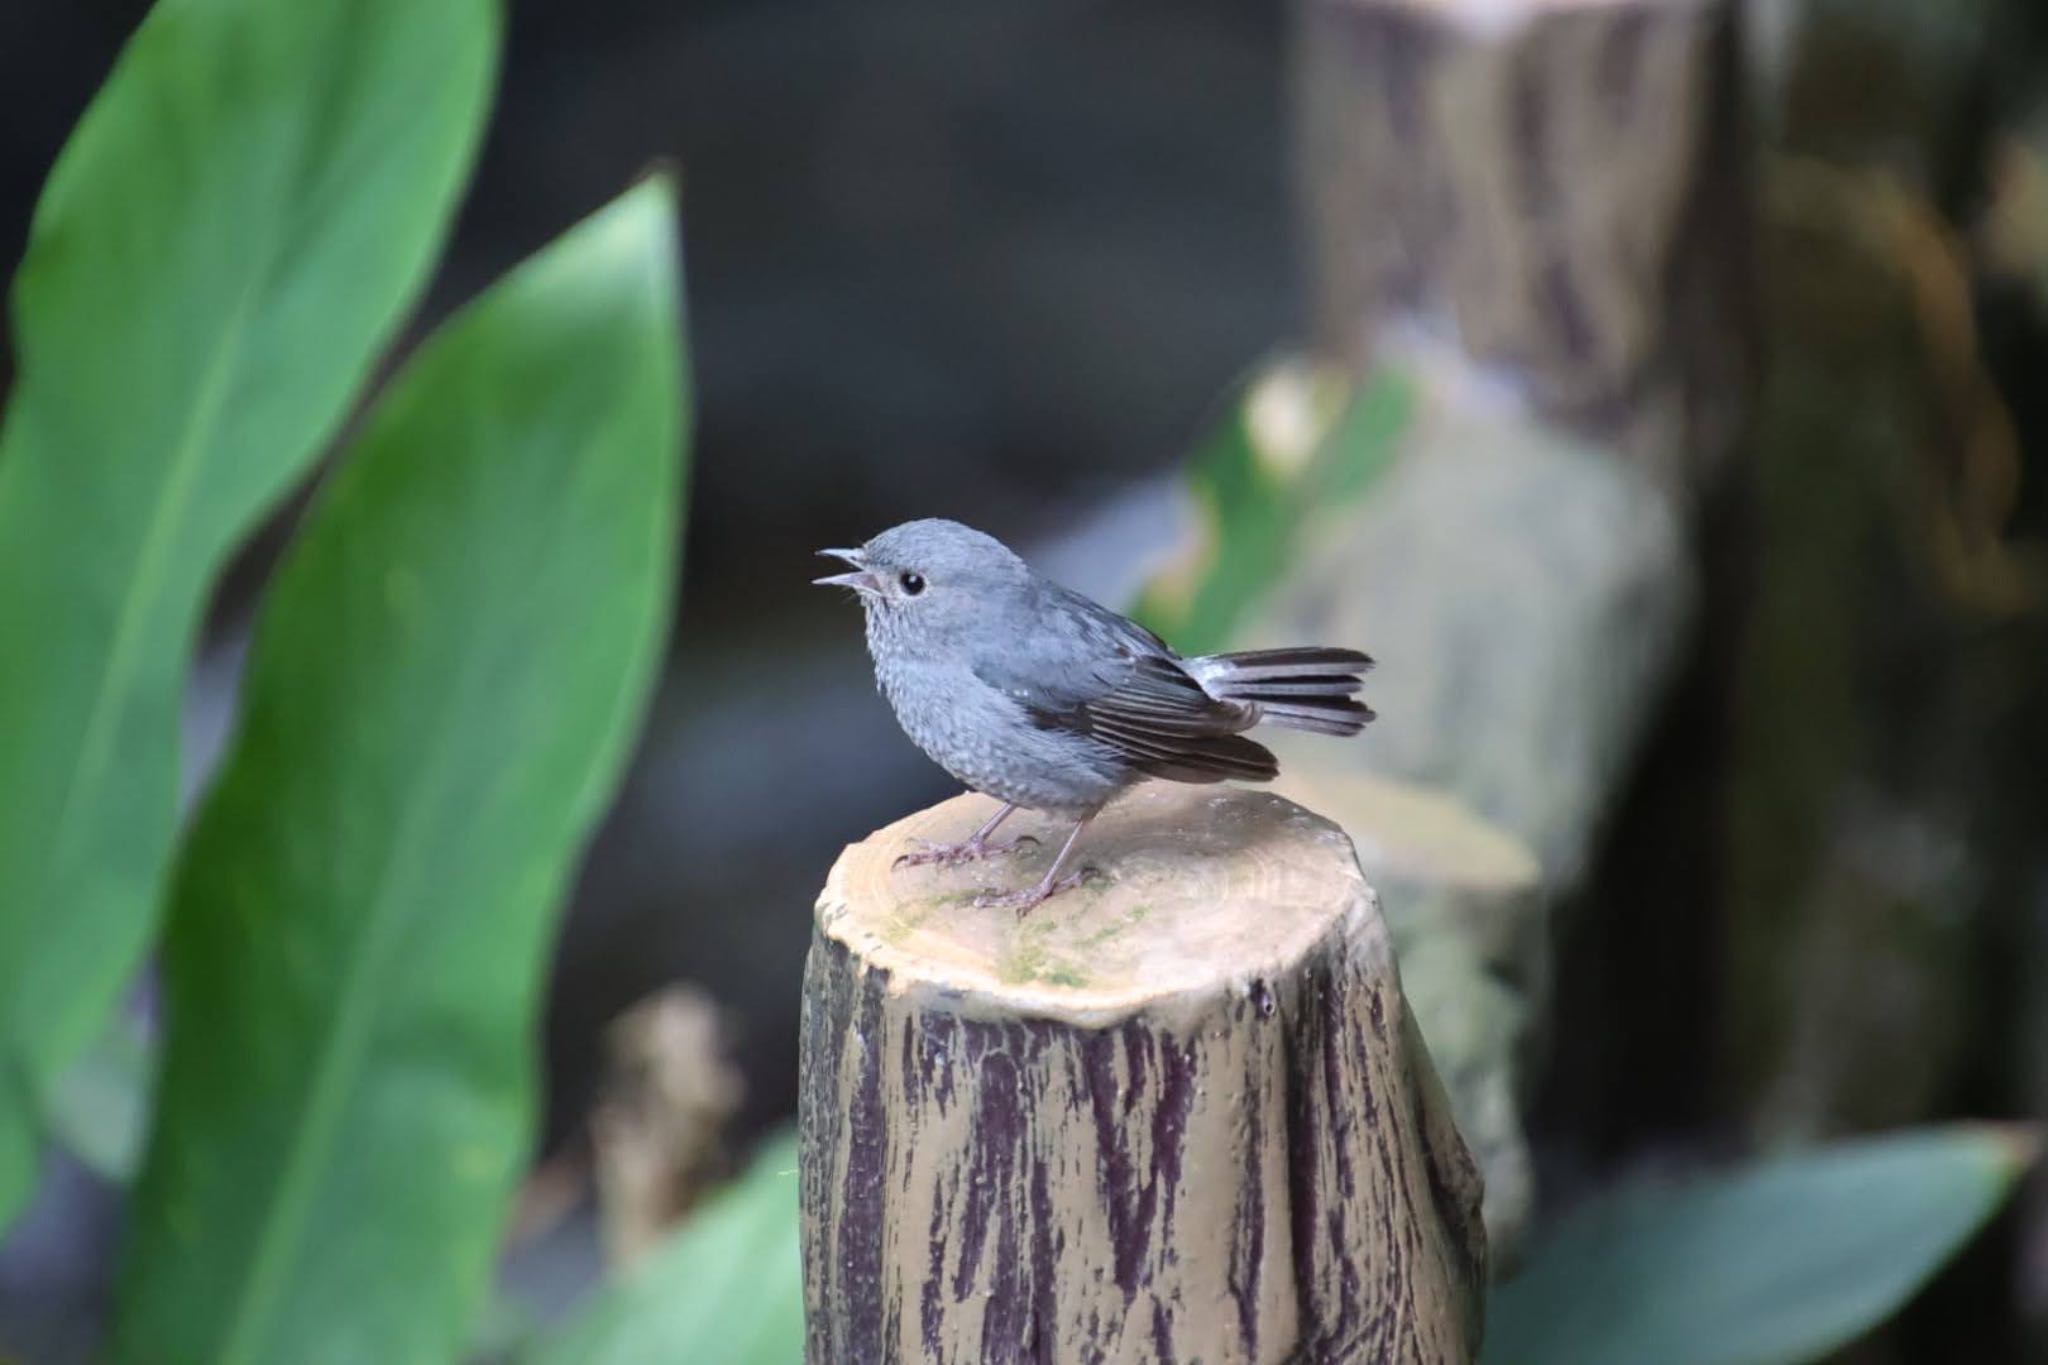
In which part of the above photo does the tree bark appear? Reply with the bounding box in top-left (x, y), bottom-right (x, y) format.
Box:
top-left (1293, 0), bottom-right (1752, 490)
top-left (799, 783), bottom-right (1487, 1364)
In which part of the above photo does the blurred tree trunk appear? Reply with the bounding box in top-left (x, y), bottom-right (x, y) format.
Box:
top-left (1294, 0), bottom-right (1751, 490)
top-left (1718, 3), bottom-right (2048, 1356)
top-left (1720, 0), bottom-right (2048, 1141)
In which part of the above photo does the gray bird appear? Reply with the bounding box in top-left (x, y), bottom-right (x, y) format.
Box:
top-left (815, 518), bottom-right (1373, 913)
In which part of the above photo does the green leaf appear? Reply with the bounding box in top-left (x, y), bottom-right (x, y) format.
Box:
top-left (526, 1130), bottom-right (805, 1365)
top-left (0, 0), bottom-right (498, 1224)
top-left (44, 1018), bottom-right (155, 1183)
top-left (1132, 362), bottom-right (1411, 654)
top-left (1483, 1125), bottom-right (2040, 1365)
top-left (111, 179), bottom-right (688, 1365)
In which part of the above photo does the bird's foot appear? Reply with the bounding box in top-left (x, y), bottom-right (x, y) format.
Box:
top-left (973, 867), bottom-right (1099, 917)
top-left (893, 833), bottom-right (1040, 870)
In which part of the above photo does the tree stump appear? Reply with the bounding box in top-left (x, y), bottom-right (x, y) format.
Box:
top-left (798, 783), bottom-right (1488, 1364)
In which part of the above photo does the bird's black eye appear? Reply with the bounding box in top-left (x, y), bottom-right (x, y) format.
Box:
top-left (898, 571), bottom-right (926, 596)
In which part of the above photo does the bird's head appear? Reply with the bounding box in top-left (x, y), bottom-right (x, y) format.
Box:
top-left (814, 518), bottom-right (1030, 646)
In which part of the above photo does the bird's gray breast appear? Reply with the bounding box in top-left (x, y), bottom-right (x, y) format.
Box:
top-left (868, 640), bottom-right (1127, 817)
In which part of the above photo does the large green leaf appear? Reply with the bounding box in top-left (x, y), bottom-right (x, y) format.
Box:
top-left (0, 0), bottom-right (498, 1223)
top-left (1483, 1126), bottom-right (2039, 1365)
top-left (43, 1017), bottom-right (154, 1184)
top-left (111, 180), bottom-right (688, 1365)
top-left (526, 1130), bottom-right (805, 1365)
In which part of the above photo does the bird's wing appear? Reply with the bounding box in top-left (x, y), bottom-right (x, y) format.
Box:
top-left (971, 588), bottom-right (1278, 783)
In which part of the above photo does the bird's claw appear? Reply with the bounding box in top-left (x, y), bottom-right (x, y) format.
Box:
top-left (973, 866), bottom-right (1099, 917)
top-left (893, 833), bottom-right (1039, 871)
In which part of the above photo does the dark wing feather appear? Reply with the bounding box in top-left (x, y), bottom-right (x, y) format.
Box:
top-left (972, 586), bottom-right (1277, 784)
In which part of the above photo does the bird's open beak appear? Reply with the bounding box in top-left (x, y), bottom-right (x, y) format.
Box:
top-left (813, 548), bottom-right (881, 593)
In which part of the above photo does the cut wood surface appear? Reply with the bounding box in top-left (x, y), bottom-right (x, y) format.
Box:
top-left (799, 783), bottom-right (1487, 1364)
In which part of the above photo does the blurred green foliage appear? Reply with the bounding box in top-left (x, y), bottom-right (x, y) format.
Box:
top-left (110, 181), bottom-right (685, 1365)
top-left (0, 0), bottom-right (690, 1359)
top-left (1133, 364), bottom-right (1411, 655)
top-left (40, 1020), bottom-right (152, 1186)
top-left (0, 0), bottom-right (499, 1224)
top-left (527, 1131), bottom-right (804, 1365)
top-left (514, 1122), bottom-right (2030, 1363)
top-left (1484, 1126), bottom-right (2038, 1365)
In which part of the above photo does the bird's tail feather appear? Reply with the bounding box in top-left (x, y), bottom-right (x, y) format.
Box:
top-left (1191, 647), bottom-right (1375, 736)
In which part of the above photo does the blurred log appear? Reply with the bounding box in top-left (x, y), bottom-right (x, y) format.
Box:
top-left (1707, 38), bottom-right (2048, 1352)
top-left (1243, 391), bottom-right (1692, 1256)
top-left (1293, 0), bottom-right (1751, 490)
top-left (798, 784), bottom-right (1487, 1365)
top-left (591, 985), bottom-right (745, 1267)
top-left (1700, 0), bottom-right (2048, 1149)
top-left (1719, 151), bottom-right (2045, 1138)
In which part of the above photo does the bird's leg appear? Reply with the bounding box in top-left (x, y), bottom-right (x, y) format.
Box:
top-left (975, 814), bottom-right (1097, 916)
top-left (893, 802), bottom-right (1039, 870)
